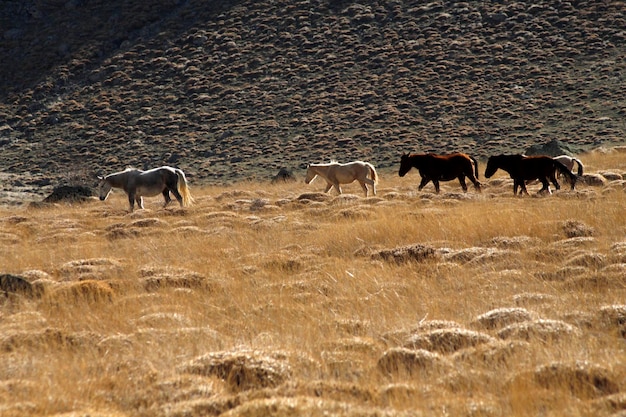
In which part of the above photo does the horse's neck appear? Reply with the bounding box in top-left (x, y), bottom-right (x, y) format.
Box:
top-left (311, 165), bottom-right (331, 178)
top-left (108, 171), bottom-right (131, 188)
top-left (412, 155), bottom-right (426, 167)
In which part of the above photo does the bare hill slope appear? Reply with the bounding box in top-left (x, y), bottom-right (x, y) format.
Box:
top-left (0, 0), bottom-right (625, 189)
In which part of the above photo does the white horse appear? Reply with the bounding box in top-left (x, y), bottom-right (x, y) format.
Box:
top-left (305, 161), bottom-right (378, 197)
top-left (98, 166), bottom-right (194, 212)
top-left (553, 155), bottom-right (584, 177)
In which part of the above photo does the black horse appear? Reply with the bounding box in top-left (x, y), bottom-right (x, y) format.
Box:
top-left (398, 153), bottom-right (481, 193)
top-left (485, 154), bottom-right (577, 195)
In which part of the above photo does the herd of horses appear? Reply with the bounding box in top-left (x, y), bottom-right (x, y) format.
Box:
top-left (97, 153), bottom-right (584, 212)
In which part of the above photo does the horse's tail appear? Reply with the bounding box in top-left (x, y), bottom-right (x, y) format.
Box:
top-left (554, 160), bottom-right (577, 189)
top-left (470, 156), bottom-right (479, 179)
top-left (366, 163), bottom-right (378, 183)
top-left (572, 157), bottom-right (584, 176)
top-left (175, 169), bottom-right (194, 207)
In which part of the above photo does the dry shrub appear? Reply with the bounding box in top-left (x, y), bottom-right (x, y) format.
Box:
top-left (0, 328), bottom-right (98, 352)
top-left (58, 258), bottom-right (123, 281)
top-left (21, 269), bottom-right (52, 281)
top-left (472, 307), bottom-right (537, 330)
top-left (564, 251), bottom-right (607, 269)
top-left (178, 349), bottom-right (292, 391)
top-left (321, 337), bottom-right (381, 355)
top-left (465, 248), bottom-right (519, 267)
top-left (333, 207), bottom-right (372, 220)
top-left (46, 280), bottom-right (114, 304)
top-left (497, 319), bottom-right (581, 342)
top-left (610, 241), bottom-right (626, 256)
top-left (219, 396), bottom-right (395, 417)
top-left (151, 373), bottom-right (225, 405)
top-left (377, 383), bottom-right (419, 407)
top-left (297, 192), bottom-right (331, 202)
top-left (134, 312), bottom-right (193, 329)
top-left (580, 173), bottom-right (608, 186)
top-left (0, 273), bottom-right (38, 298)
top-left (0, 232), bottom-right (19, 244)
top-left (330, 194), bottom-right (362, 205)
top-left (377, 347), bottom-right (449, 376)
top-left (441, 247), bottom-right (492, 263)
top-left (289, 380), bottom-right (375, 404)
top-left (488, 235), bottom-right (541, 249)
top-left (601, 263), bottom-right (626, 274)
top-left (132, 327), bottom-right (222, 349)
top-left (531, 361), bottom-right (620, 400)
top-left (452, 340), bottom-right (531, 368)
top-left (261, 255), bottom-right (305, 273)
top-left (139, 266), bottom-right (219, 292)
top-left (158, 396), bottom-right (239, 417)
top-left (404, 328), bottom-right (496, 354)
top-left (332, 319), bottom-right (370, 337)
top-left (589, 393), bottom-right (626, 416)
top-left (371, 244), bottom-right (437, 264)
top-left (321, 351), bottom-right (365, 379)
top-left (535, 265), bottom-right (588, 281)
top-left (105, 227), bottom-right (143, 239)
top-left (549, 237), bottom-right (597, 251)
top-left (561, 219), bottom-right (595, 238)
top-left (381, 320), bottom-right (463, 346)
top-left (512, 292), bottom-right (556, 306)
top-left (47, 410), bottom-right (130, 417)
top-left (0, 311), bottom-right (47, 331)
top-left (564, 271), bottom-right (626, 292)
top-left (128, 217), bottom-right (168, 228)
top-left (597, 305), bottom-right (626, 336)
top-left (142, 274), bottom-right (211, 292)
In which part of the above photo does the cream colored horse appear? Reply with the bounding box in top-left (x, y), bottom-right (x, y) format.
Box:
top-left (305, 161), bottom-right (378, 197)
top-left (553, 154), bottom-right (584, 177)
top-left (98, 166), bottom-right (194, 212)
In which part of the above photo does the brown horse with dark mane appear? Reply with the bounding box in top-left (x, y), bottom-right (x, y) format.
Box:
top-left (398, 153), bottom-right (481, 193)
top-left (485, 154), bottom-right (577, 195)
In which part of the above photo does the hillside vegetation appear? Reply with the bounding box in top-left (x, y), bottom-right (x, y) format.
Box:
top-left (0, 150), bottom-right (625, 416)
top-left (0, 0), bottom-right (625, 193)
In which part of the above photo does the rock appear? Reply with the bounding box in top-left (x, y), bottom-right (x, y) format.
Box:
top-left (524, 139), bottom-right (578, 157)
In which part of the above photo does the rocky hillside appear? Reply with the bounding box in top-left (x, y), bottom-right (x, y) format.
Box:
top-left (0, 0), bottom-right (625, 188)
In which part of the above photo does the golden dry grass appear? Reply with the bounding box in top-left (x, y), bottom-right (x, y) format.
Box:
top-left (0, 150), bottom-right (625, 417)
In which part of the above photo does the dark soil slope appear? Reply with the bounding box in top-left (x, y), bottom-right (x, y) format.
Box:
top-left (1, 0), bottom-right (624, 187)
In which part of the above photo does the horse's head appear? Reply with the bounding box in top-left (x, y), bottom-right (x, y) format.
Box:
top-left (97, 176), bottom-right (112, 201)
top-left (398, 153), bottom-right (413, 177)
top-left (304, 165), bottom-right (316, 184)
top-left (484, 156), bottom-right (500, 178)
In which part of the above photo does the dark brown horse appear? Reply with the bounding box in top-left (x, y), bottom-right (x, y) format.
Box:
top-left (398, 153), bottom-right (481, 193)
top-left (485, 154), bottom-right (577, 195)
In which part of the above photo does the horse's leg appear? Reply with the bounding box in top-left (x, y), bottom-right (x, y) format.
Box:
top-left (323, 182), bottom-right (333, 193)
top-left (458, 175), bottom-right (468, 192)
top-left (514, 180), bottom-right (528, 196)
top-left (128, 193), bottom-right (135, 212)
top-left (418, 177), bottom-right (430, 191)
top-left (136, 196), bottom-right (144, 209)
top-left (549, 173), bottom-right (560, 191)
top-left (162, 189), bottom-right (173, 207)
top-left (538, 177), bottom-right (551, 194)
top-left (364, 177), bottom-right (376, 196)
top-left (172, 188), bottom-right (184, 206)
top-left (333, 181), bottom-right (342, 195)
top-left (432, 179), bottom-right (440, 194)
top-left (359, 180), bottom-right (368, 197)
top-left (467, 172), bottom-right (481, 192)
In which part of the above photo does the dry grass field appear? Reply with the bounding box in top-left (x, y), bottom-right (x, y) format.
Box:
top-left (1, 150), bottom-right (625, 417)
